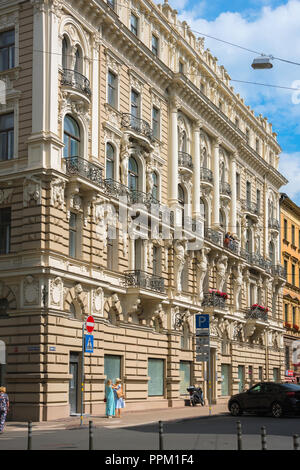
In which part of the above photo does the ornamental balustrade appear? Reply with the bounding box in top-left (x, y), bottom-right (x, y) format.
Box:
top-left (124, 270), bottom-right (165, 293)
top-left (178, 151), bottom-right (194, 170)
top-left (246, 305), bottom-right (268, 322)
top-left (65, 156), bottom-right (103, 186)
top-left (268, 218), bottom-right (280, 231)
top-left (202, 291), bottom-right (227, 309)
top-left (220, 181), bottom-right (231, 197)
top-left (204, 227), bottom-right (222, 246)
top-left (271, 264), bottom-right (287, 279)
top-left (200, 167), bottom-right (213, 183)
top-left (61, 69), bottom-right (91, 97)
top-left (241, 200), bottom-right (260, 216)
top-left (121, 113), bottom-right (154, 141)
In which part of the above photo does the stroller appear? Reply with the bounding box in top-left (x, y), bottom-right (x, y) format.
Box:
top-left (187, 386), bottom-right (205, 406)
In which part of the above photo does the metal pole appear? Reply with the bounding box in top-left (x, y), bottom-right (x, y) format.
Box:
top-left (293, 434), bottom-right (299, 450)
top-left (237, 421), bottom-right (242, 450)
top-left (159, 421), bottom-right (164, 450)
top-left (27, 421), bottom-right (32, 450)
top-left (208, 346), bottom-right (212, 416)
top-left (261, 426), bottom-right (267, 450)
top-left (81, 322), bottom-right (85, 426)
top-left (89, 420), bottom-right (94, 450)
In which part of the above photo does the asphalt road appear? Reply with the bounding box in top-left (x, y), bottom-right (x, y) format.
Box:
top-left (0, 414), bottom-right (300, 451)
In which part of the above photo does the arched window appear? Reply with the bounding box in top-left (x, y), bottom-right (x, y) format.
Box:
top-left (200, 197), bottom-right (208, 230)
top-left (246, 228), bottom-right (252, 253)
top-left (128, 157), bottom-right (139, 190)
top-left (178, 184), bottom-right (185, 225)
top-left (220, 209), bottom-right (226, 230)
top-left (74, 46), bottom-right (83, 73)
top-left (62, 36), bottom-right (69, 69)
top-left (63, 115), bottom-right (80, 158)
top-left (269, 241), bottom-right (275, 263)
top-left (152, 172), bottom-right (158, 201)
top-left (106, 143), bottom-right (115, 180)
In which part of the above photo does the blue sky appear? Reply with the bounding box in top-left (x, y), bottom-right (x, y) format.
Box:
top-left (157, 0), bottom-right (300, 203)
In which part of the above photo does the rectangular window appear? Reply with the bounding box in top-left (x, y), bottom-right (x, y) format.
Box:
top-left (104, 354), bottom-right (121, 384)
top-left (273, 368), bottom-right (279, 383)
top-left (152, 34), bottom-right (158, 56)
top-left (249, 365), bottom-right (253, 387)
top-left (284, 304), bottom-right (288, 323)
top-left (238, 365), bottom-right (244, 393)
top-left (255, 138), bottom-right (260, 153)
top-left (0, 113), bottom-right (14, 161)
top-left (293, 306), bottom-right (296, 326)
top-left (0, 207), bottom-right (11, 255)
top-left (107, 70), bottom-right (117, 108)
top-left (130, 13), bottom-right (138, 36)
top-left (258, 366), bottom-right (263, 382)
top-left (236, 173), bottom-right (240, 199)
top-left (221, 364), bottom-right (230, 396)
top-left (292, 264), bottom-right (295, 285)
top-left (152, 245), bottom-right (161, 276)
top-left (0, 30), bottom-right (15, 72)
top-left (148, 358), bottom-right (164, 396)
top-left (179, 361), bottom-right (191, 395)
top-left (256, 189), bottom-right (261, 211)
top-left (134, 238), bottom-right (143, 271)
top-left (131, 89), bottom-right (140, 118)
top-left (152, 106), bottom-right (160, 139)
top-left (284, 260), bottom-right (288, 279)
top-left (292, 225), bottom-right (295, 245)
top-left (107, 225), bottom-right (118, 271)
top-left (69, 212), bottom-right (77, 258)
top-left (107, 0), bottom-right (115, 9)
top-left (284, 219), bottom-right (288, 240)
top-left (246, 181), bottom-right (251, 203)
top-left (179, 61), bottom-right (184, 73)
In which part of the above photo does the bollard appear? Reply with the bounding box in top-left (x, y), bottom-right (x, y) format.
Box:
top-left (159, 420), bottom-right (164, 451)
top-left (27, 421), bottom-right (32, 450)
top-left (293, 434), bottom-right (299, 450)
top-left (237, 421), bottom-right (242, 450)
top-left (89, 420), bottom-right (94, 450)
top-left (261, 426), bottom-right (267, 450)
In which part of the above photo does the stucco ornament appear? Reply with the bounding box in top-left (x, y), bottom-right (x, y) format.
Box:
top-left (174, 239), bottom-right (188, 293)
top-left (50, 178), bottom-right (65, 209)
top-left (23, 177), bottom-right (42, 207)
top-left (23, 275), bottom-right (39, 305)
top-left (215, 255), bottom-right (228, 292)
top-left (50, 277), bottom-right (63, 306)
top-left (196, 247), bottom-right (210, 301)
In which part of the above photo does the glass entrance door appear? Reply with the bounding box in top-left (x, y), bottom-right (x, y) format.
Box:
top-left (221, 364), bottom-right (230, 396)
top-left (69, 353), bottom-right (79, 415)
top-left (238, 365), bottom-right (244, 393)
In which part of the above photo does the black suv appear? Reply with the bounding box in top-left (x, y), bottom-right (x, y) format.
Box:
top-left (228, 382), bottom-right (300, 418)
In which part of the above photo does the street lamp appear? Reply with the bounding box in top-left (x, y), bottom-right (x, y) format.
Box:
top-left (251, 55), bottom-right (273, 69)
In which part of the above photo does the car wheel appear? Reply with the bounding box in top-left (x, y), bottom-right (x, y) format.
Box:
top-left (230, 401), bottom-right (242, 416)
top-left (271, 402), bottom-right (284, 418)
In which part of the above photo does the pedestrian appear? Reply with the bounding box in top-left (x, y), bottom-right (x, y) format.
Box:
top-left (0, 386), bottom-right (9, 433)
top-left (105, 379), bottom-right (115, 419)
top-left (224, 232), bottom-right (230, 248)
top-left (113, 378), bottom-right (125, 418)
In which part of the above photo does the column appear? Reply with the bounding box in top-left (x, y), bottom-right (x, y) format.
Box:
top-left (230, 152), bottom-right (237, 236)
top-left (168, 99), bottom-right (179, 206)
top-left (91, 36), bottom-right (100, 160)
top-left (192, 120), bottom-right (201, 218)
top-left (212, 137), bottom-right (221, 228)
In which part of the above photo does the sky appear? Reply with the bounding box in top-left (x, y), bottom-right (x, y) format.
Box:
top-left (156, 0), bottom-right (300, 204)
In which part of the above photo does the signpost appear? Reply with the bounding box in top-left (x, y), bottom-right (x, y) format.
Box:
top-left (81, 316), bottom-right (94, 426)
top-left (195, 313), bottom-right (211, 416)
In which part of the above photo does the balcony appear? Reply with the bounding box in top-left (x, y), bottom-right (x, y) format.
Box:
top-left (200, 167), bottom-right (213, 187)
top-left (272, 264), bottom-right (287, 280)
top-left (61, 69), bottom-right (91, 99)
top-left (220, 181), bottom-right (231, 199)
top-left (246, 305), bottom-right (268, 323)
top-left (124, 270), bottom-right (165, 294)
top-left (178, 151), bottom-right (193, 173)
top-left (65, 156), bottom-right (102, 187)
top-left (224, 239), bottom-right (239, 255)
top-left (204, 227), bottom-right (222, 246)
top-left (121, 113), bottom-right (154, 143)
top-left (129, 189), bottom-right (160, 208)
top-left (241, 200), bottom-right (260, 221)
top-left (269, 218), bottom-right (280, 232)
top-left (202, 291), bottom-right (227, 310)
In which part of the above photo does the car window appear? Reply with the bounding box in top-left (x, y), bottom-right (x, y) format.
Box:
top-left (248, 384), bottom-right (262, 393)
top-left (263, 384), bottom-right (276, 393)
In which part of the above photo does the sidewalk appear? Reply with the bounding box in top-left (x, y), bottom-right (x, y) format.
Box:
top-left (4, 403), bottom-right (229, 433)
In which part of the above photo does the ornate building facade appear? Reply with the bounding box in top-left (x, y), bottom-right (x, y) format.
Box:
top-left (0, 0), bottom-right (287, 421)
top-left (280, 194), bottom-right (300, 383)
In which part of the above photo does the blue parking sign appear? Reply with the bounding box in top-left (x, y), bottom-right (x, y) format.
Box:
top-left (195, 314), bottom-right (210, 329)
top-left (85, 334), bottom-right (94, 353)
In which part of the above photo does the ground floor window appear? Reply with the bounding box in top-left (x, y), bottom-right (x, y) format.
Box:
top-left (238, 365), bottom-right (244, 393)
top-left (179, 361), bottom-right (191, 395)
top-left (258, 366), bottom-right (263, 382)
top-left (104, 354), bottom-right (121, 384)
top-left (221, 364), bottom-right (230, 396)
top-left (273, 367), bottom-right (280, 383)
top-left (148, 358), bottom-right (164, 396)
top-left (0, 340), bottom-right (6, 386)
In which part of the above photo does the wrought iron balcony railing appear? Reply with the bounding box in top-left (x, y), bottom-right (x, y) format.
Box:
top-left (224, 239), bottom-right (239, 254)
top-left (200, 167), bottom-right (213, 183)
top-left (246, 306), bottom-right (268, 322)
top-left (124, 270), bottom-right (165, 293)
top-left (204, 228), bottom-right (222, 246)
top-left (241, 200), bottom-right (260, 216)
top-left (104, 178), bottom-right (129, 198)
top-left (178, 151), bottom-right (193, 170)
top-left (61, 69), bottom-right (91, 97)
top-left (65, 156), bottom-right (102, 186)
top-left (129, 189), bottom-right (160, 208)
top-left (121, 113), bottom-right (154, 141)
top-left (272, 264), bottom-right (287, 279)
top-left (269, 218), bottom-right (280, 231)
top-left (250, 252), bottom-right (268, 270)
top-left (202, 291), bottom-right (226, 309)
top-left (220, 181), bottom-right (231, 197)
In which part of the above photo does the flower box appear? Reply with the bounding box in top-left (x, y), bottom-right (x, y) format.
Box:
top-left (293, 324), bottom-right (299, 331)
top-left (284, 322), bottom-right (292, 329)
top-left (251, 304), bottom-right (268, 313)
top-left (209, 289), bottom-right (228, 300)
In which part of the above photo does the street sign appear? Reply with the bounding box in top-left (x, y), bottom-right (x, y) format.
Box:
top-left (196, 329), bottom-right (209, 336)
top-left (85, 334), bottom-right (94, 353)
top-left (196, 336), bottom-right (210, 346)
top-left (195, 314), bottom-right (209, 329)
top-left (86, 316), bottom-right (95, 333)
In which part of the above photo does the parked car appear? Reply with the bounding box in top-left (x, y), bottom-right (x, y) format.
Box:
top-left (228, 382), bottom-right (300, 418)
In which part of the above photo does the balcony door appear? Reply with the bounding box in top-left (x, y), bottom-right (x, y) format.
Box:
top-left (63, 115), bottom-right (80, 158)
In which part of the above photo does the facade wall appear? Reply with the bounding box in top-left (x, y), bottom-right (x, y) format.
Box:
top-left (0, 0), bottom-right (288, 421)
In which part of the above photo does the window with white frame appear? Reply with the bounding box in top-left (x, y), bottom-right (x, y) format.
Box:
top-left (0, 207), bottom-right (11, 255)
top-left (107, 70), bottom-right (117, 108)
top-left (0, 113), bottom-right (14, 161)
top-left (152, 34), bottom-right (159, 56)
top-left (106, 142), bottom-right (115, 180)
top-left (130, 13), bottom-right (138, 36)
top-left (152, 106), bottom-right (160, 139)
top-left (0, 30), bottom-right (15, 72)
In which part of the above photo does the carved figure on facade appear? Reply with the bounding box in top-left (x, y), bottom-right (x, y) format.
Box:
top-left (120, 134), bottom-right (131, 186)
top-left (23, 177), bottom-right (42, 208)
top-left (0, 188), bottom-right (13, 205)
top-left (174, 239), bottom-right (188, 293)
top-left (50, 178), bottom-right (65, 210)
top-left (23, 275), bottom-right (39, 306)
top-left (215, 255), bottom-right (228, 292)
top-left (50, 277), bottom-right (63, 307)
top-left (241, 214), bottom-right (248, 249)
top-left (196, 247), bottom-right (210, 301)
top-left (232, 262), bottom-right (243, 311)
top-left (93, 287), bottom-right (104, 315)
